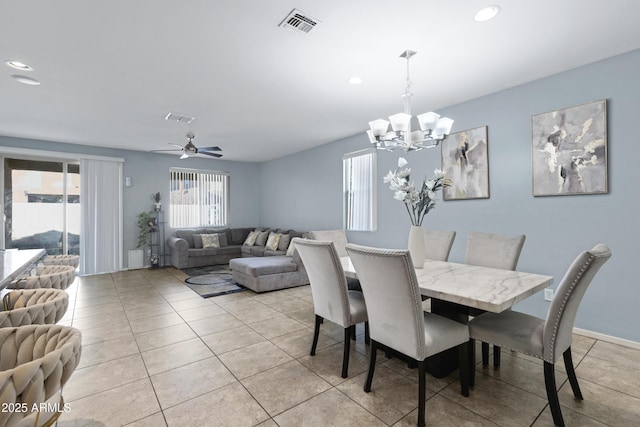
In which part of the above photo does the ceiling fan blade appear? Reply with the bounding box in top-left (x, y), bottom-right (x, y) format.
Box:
top-left (169, 143), bottom-right (185, 149)
top-left (199, 151), bottom-right (223, 158)
top-left (198, 146), bottom-right (222, 152)
top-left (151, 149), bottom-right (182, 152)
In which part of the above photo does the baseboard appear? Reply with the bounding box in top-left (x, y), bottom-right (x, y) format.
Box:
top-left (573, 327), bottom-right (640, 350)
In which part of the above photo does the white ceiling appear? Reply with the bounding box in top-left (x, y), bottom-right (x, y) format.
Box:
top-left (2, 1), bottom-right (640, 162)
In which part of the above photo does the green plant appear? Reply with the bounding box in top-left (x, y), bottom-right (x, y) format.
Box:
top-left (137, 212), bottom-right (156, 248)
top-left (152, 192), bottom-right (161, 203)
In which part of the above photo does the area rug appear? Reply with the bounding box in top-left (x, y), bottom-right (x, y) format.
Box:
top-left (182, 265), bottom-right (247, 298)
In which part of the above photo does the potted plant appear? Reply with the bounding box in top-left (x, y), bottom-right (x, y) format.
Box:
top-left (137, 211), bottom-right (156, 248)
top-left (152, 192), bottom-right (162, 211)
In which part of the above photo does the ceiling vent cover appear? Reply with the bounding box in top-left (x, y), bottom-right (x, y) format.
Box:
top-left (279, 9), bottom-right (319, 33)
top-left (164, 112), bottom-right (195, 124)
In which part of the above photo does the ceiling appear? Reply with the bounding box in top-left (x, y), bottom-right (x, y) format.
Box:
top-left (2, 1), bottom-right (640, 162)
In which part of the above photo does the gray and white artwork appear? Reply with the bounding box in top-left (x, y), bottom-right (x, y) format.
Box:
top-left (442, 126), bottom-right (489, 201)
top-left (532, 100), bottom-right (607, 196)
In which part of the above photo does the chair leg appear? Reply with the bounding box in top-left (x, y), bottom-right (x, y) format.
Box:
top-left (310, 315), bottom-right (322, 356)
top-left (493, 345), bottom-right (501, 368)
top-left (563, 347), bottom-right (583, 400)
top-left (364, 340), bottom-right (377, 392)
top-left (350, 325), bottom-right (356, 341)
top-left (364, 322), bottom-right (370, 345)
top-left (458, 342), bottom-right (470, 397)
top-left (544, 361), bottom-right (565, 427)
top-left (468, 338), bottom-right (476, 388)
top-left (481, 342), bottom-right (489, 367)
top-left (342, 328), bottom-right (351, 378)
top-left (417, 360), bottom-right (426, 427)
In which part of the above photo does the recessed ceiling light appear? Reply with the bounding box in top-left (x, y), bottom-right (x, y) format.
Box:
top-left (348, 76), bottom-right (363, 85)
top-left (11, 75), bottom-right (41, 85)
top-left (474, 5), bottom-right (501, 22)
top-left (5, 60), bottom-right (33, 71)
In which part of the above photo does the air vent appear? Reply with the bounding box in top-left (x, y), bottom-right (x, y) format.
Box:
top-left (279, 9), bottom-right (319, 33)
top-left (164, 112), bottom-right (195, 124)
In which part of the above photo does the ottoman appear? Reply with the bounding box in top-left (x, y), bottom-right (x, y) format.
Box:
top-left (229, 256), bottom-right (309, 293)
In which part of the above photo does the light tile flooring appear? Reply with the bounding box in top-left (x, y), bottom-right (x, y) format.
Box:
top-left (55, 268), bottom-right (640, 426)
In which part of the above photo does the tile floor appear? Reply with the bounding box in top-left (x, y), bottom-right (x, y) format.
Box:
top-left (54, 267), bottom-right (640, 426)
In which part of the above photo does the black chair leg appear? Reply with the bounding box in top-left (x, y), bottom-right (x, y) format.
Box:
top-left (544, 361), bottom-right (565, 427)
top-left (458, 343), bottom-right (469, 397)
top-left (481, 342), bottom-right (489, 367)
top-left (364, 322), bottom-right (370, 345)
top-left (493, 345), bottom-right (501, 368)
top-left (468, 338), bottom-right (476, 388)
top-left (364, 340), bottom-right (377, 392)
top-left (563, 347), bottom-right (583, 400)
top-left (310, 315), bottom-right (322, 356)
top-left (342, 328), bottom-right (351, 378)
top-left (417, 360), bottom-right (426, 427)
top-left (350, 325), bottom-right (357, 341)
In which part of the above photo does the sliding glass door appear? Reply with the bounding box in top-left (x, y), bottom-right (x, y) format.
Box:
top-left (3, 157), bottom-right (80, 255)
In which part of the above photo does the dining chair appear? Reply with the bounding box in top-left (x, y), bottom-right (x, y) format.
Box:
top-left (293, 238), bottom-right (369, 378)
top-left (42, 254), bottom-right (80, 268)
top-left (309, 229), bottom-right (362, 291)
top-left (464, 231), bottom-right (526, 368)
top-left (423, 229), bottom-right (456, 261)
top-left (8, 265), bottom-right (76, 290)
top-left (0, 288), bottom-right (69, 327)
top-left (469, 244), bottom-right (611, 427)
top-left (345, 243), bottom-right (469, 427)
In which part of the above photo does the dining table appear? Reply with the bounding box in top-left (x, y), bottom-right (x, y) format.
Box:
top-left (340, 256), bottom-right (553, 377)
top-left (0, 248), bottom-right (47, 290)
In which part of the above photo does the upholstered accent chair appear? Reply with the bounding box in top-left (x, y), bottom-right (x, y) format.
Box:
top-left (294, 239), bottom-right (369, 378)
top-left (464, 231), bottom-right (526, 368)
top-left (346, 243), bottom-right (469, 427)
top-left (8, 265), bottom-right (76, 290)
top-left (309, 229), bottom-right (362, 291)
top-left (423, 229), bottom-right (456, 261)
top-left (0, 325), bottom-right (82, 427)
top-left (469, 244), bottom-right (611, 427)
top-left (0, 288), bottom-right (69, 328)
top-left (42, 254), bottom-right (80, 269)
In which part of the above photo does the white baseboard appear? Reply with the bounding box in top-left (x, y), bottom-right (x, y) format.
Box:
top-left (573, 327), bottom-right (640, 350)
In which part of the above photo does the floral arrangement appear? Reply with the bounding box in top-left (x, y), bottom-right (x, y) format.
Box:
top-left (383, 157), bottom-right (450, 226)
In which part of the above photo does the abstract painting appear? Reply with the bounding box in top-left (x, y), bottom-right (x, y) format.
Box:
top-left (531, 99), bottom-right (607, 196)
top-left (441, 126), bottom-right (489, 201)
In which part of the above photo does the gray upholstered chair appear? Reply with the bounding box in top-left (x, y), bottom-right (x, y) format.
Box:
top-left (42, 254), bottom-right (80, 269)
top-left (0, 324), bottom-right (82, 427)
top-left (423, 229), bottom-right (456, 261)
top-left (469, 244), bottom-right (611, 427)
top-left (0, 288), bottom-right (69, 328)
top-left (309, 229), bottom-right (361, 291)
top-left (346, 243), bottom-right (469, 427)
top-left (464, 231), bottom-right (526, 368)
top-left (294, 238), bottom-right (369, 378)
top-left (8, 265), bottom-right (76, 290)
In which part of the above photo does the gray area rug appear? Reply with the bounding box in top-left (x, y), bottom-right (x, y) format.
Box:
top-left (182, 265), bottom-right (247, 298)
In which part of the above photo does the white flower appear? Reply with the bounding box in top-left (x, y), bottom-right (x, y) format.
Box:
top-left (383, 170), bottom-right (396, 184)
top-left (394, 190), bottom-right (407, 201)
top-left (425, 179), bottom-right (435, 190)
top-left (397, 157), bottom-right (408, 168)
top-left (434, 168), bottom-right (445, 178)
top-left (397, 167), bottom-right (411, 179)
top-left (427, 190), bottom-right (436, 200)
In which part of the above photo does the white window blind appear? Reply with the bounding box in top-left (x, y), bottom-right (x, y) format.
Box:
top-left (170, 168), bottom-right (229, 228)
top-left (343, 149), bottom-right (376, 231)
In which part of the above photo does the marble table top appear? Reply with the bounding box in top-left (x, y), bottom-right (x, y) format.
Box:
top-left (340, 257), bottom-right (553, 313)
top-left (0, 248), bottom-right (47, 289)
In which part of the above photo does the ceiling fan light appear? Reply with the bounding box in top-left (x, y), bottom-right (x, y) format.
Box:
top-left (389, 113), bottom-right (411, 132)
top-left (180, 153), bottom-right (189, 159)
top-left (368, 119), bottom-right (390, 137)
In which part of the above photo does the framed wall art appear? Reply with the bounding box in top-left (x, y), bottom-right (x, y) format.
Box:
top-left (531, 99), bottom-right (607, 196)
top-left (441, 125), bottom-right (489, 201)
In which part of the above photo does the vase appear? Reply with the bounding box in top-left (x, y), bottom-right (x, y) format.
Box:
top-left (407, 225), bottom-right (425, 269)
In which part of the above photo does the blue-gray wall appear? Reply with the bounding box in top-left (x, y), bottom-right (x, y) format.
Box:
top-left (259, 49), bottom-right (640, 342)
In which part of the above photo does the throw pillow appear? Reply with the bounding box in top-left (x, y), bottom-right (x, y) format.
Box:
top-left (243, 231), bottom-right (259, 246)
top-left (265, 232), bottom-right (281, 251)
top-left (278, 234), bottom-right (291, 251)
top-left (193, 234), bottom-right (204, 249)
top-left (215, 233), bottom-right (228, 247)
top-left (255, 230), bottom-right (270, 246)
top-left (286, 238), bottom-right (302, 257)
top-left (201, 233), bottom-right (220, 248)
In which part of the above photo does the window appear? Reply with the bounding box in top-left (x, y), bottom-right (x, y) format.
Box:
top-left (169, 168), bottom-right (229, 228)
top-left (343, 149), bottom-right (376, 231)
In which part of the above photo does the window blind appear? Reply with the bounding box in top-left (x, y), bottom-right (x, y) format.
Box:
top-left (343, 149), bottom-right (376, 231)
top-left (169, 168), bottom-right (229, 227)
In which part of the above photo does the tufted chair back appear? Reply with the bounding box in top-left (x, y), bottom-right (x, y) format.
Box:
top-left (1, 289), bottom-right (69, 328)
top-left (9, 265), bottom-right (76, 290)
top-left (42, 254), bottom-right (79, 268)
top-left (0, 325), bottom-right (82, 427)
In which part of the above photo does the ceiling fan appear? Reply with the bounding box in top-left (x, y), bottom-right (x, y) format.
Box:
top-left (152, 133), bottom-right (222, 159)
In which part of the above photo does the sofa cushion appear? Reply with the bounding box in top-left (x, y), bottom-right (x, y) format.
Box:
top-left (188, 248), bottom-right (220, 257)
top-left (202, 234), bottom-right (220, 248)
top-left (250, 246), bottom-right (266, 256)
top-left (231, 228), bottom-right (253, 245)
top-left (241, 245), bottom-right (253, 255)
top-left (264, 250), bottom-right (287, 256)
top-left (244, 231), bottom-right (259, 246)
top-left (230, 256), bottom-right (298, 277)
top-left (176, 229), bottom-right (197, 248)
top-left (255, 231), bottom-right (270, 246)
top-left (265, 233), bottom-right (281, 251)
top-left (278, 234), bottom-right (291, 251)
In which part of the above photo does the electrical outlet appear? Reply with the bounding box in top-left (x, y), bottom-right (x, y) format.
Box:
top-left (544, 288), bottom-right (554, 301)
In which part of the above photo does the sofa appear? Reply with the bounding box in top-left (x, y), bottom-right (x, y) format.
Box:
top-left (166, 227), bottom-right (306, 269)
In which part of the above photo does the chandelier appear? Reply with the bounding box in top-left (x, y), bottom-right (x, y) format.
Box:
top-left (367, 50), bottom-right (454, 152)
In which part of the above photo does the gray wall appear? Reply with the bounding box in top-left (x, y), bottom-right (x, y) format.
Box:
top-left (259, 49), bottom-right (640, 342)
top-left (0, 136), bottom-right (261, 266)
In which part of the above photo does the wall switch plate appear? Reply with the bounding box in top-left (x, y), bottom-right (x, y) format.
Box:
top-left (544, 288), bottom-right (554, 301)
